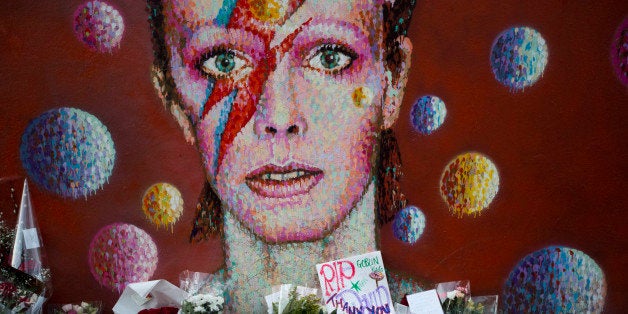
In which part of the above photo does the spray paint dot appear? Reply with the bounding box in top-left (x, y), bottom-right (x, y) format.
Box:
top-left (611, 17), bottom-right (628, 86)
top-left (410, 95), bottom-right (447, 135)
top-left (502, 246), bottom-right (606, 313)
top-left (440, 152), bottom-right (499, 217)
top-left (142, 183), bottom-right (184, 230)
top-left (352, 87), bottom-right (372, 108)
top-left (490, 27), bottom-right (548, 91)
top-left (88, 223), bottom-right (158, 293)
top-left (20, 107), bottom-right (115, 199)
top-left (248, 0), bottom-right (283, 22)
top-left (73, 1), bottom-right (124, 52)
top-left (392, 205), bottom-right (426, 244)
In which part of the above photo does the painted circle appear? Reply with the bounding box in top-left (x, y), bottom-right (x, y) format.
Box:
top-left (410, 95), bottom-right (447, 135)
top-left (142, 183), bottom-right (184, 229)
top-left (20, 107), bottom-right (115, 199)
top-left (73, 1), bottom-right (124, 52)
top-left (490, 27), bottom-right (548, 90)
top-left (88, 223), bottom-right (158, 292)
top-left (393, 205), bottom-right (426, 244)
top-left (502, 246), bottom-right (606, 313)
top-left (440, 152), bottom-right (499, 217)
top-left (611, 17), bottom-right (628, 86)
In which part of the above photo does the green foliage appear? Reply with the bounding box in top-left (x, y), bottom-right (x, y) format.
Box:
top-left (0, 214), bottom-right (15, 264)
top-left (443, 296), bottom-right (466, 314)
top-left (464, 299), bottom-right (485, 314)
top-left (272, 287), bottom-right (326, 314)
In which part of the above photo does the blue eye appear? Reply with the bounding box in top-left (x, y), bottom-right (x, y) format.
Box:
top-left (215, 51), bottom-right (236, 73)
top-left (200, 49), bottom-right (252, 79)
top-left (320, 50), bottom-right (341, 69)
top-left (308, 44), bottom-right (356, 73)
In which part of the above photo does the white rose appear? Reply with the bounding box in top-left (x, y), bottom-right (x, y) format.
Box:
top-left (81, 302), bottom-right (90, 308)
top-left (62, 304), bottom-right (73, 312)
top-left (446, 291), bottom-right (457, 300)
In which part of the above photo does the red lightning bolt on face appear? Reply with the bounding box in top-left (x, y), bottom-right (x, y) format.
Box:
top-left (199, 0), bottom-right (308, 175)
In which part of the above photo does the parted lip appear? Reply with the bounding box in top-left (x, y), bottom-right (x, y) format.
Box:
top-left (245, 163), bottom-right (324, 198)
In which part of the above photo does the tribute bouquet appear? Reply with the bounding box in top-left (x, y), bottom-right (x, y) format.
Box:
top-left (181, 293), bottom-right (224, 314)
top-left (179, 270), bottom-right (225, 314)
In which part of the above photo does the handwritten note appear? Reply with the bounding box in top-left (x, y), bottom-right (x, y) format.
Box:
top-left (316, 251), bottom-right (395, 314)
top-left (23, 228), bottom-right (40, 249)
top-left (406, 289), bottom-right (444, 314)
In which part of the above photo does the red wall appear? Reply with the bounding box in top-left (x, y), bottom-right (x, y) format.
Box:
top-left (1, 1), bottom-right (626, 312)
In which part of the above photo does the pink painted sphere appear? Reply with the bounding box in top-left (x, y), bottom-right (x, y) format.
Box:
top-left (88, 223), bottom-right (158, 292)
top-left (73, 1), bottom-right (124, 52)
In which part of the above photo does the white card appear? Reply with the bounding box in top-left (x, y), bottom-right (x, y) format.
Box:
top-left (395, 303), bottom-right (412, 314)
top-left (23, 228), bottom-right (41, 249)
top-left (407, 289), bottom-right (444, 314)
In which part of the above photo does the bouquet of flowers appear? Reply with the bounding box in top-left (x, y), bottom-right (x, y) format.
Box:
top-left (0, 179), bottom-right (52, 312)
top-left (180, 293), bottom-right (224, 314)
top-left (436, 280), bottom-right (470, 314)
top-left (51, 301), bottom-right (102, 314)
top-left (179, 271), bottom-right (225, 314)
top-left (0, 265), bottom-right (45, 313)
top-left (265, 284), bottom-right (329, 314)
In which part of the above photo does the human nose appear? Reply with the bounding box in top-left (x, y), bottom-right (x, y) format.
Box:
top-left (254, 61), bottom-right (306, 139)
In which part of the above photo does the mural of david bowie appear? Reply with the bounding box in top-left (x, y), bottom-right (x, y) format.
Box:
top-left (148, 0), bottom-right (427, 311)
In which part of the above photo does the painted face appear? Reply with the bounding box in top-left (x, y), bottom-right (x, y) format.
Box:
top-left (163, 0), bottom-right (393, 242)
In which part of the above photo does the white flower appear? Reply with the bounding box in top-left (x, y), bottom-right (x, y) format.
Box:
top-left (185, 293), bottom-right (224, 313)
top-left (81, 302), bottom-right (90, 308)
top-left (189, 295), bottom-right (203, 303)
top-left (62, 304), bottom-right (73, 312)
top-left (446, 291), bottom-right (457, 300)
top-left (73, 305), bottom-right (84, 314)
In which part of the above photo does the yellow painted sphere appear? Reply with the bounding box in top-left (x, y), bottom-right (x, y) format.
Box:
top-left (142, 182), bottom-right (184, 229)
top-left (440, 152), bottom-right (499, 217)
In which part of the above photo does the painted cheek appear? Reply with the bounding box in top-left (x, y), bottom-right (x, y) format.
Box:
top-left (169, 51), bottom-right (209, 116)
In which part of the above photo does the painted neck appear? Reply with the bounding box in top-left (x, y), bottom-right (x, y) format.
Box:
top-left (222, 181), bottom-right (378, 311)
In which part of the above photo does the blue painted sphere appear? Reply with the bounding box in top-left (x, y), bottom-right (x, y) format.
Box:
top-left (20, 107), bottom-right (116, 198)
top-left (410, 95), bottom-right (447, 135)
top-left (490, 27), bottom-right (548, 91)
top-left (393, 205), bottom-right (426, 244)
top-left (502, 246), bottom-right (606, 313)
